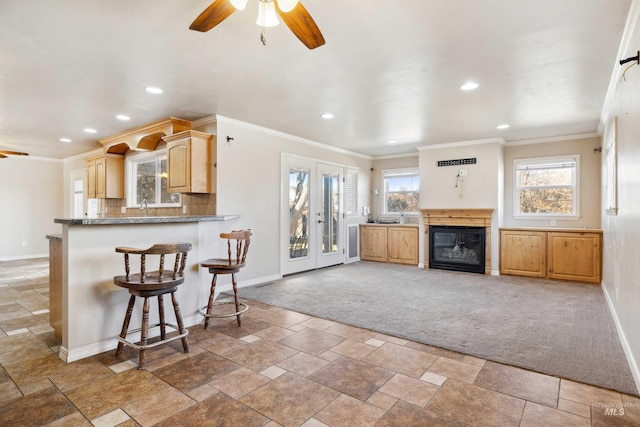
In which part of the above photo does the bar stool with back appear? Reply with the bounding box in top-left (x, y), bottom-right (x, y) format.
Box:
top-left (200, 230), bottom-right (252, 329)
top-left (113, 242), bottom-right (191, 369)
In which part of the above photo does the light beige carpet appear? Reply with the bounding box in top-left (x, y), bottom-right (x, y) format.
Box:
top-left (239, 261), bottom-right (638, 395)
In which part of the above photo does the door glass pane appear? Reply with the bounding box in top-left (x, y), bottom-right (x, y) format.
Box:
top-left (289, 168), bottom-right (310, 259)
top-left (322, 172), bottom-right (339, 254)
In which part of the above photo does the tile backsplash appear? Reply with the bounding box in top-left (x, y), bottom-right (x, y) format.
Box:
top-left (102, 193), bottom-right (216, 217)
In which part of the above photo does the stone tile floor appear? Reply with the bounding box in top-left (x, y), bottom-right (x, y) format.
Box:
top-left (1, 257), bottom-right (640, 426)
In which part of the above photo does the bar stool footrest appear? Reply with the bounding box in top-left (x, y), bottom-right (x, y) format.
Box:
top-left (198, 301), bottom-right (249, 319)
top-left (117, 323), bottom-right (189, 351)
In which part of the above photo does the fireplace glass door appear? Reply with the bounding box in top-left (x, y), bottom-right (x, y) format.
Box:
top-left (429, 226), bottom-right (485, 274)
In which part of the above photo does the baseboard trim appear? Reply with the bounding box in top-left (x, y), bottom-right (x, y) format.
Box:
top-left (214, 274), bottom-right (283, 297)
top-left (0, 253), bottom-right (48, 261)
top-left (601, 282), bottom-right (640, 394)
top-left (59, 314), bottom-right (203, 363)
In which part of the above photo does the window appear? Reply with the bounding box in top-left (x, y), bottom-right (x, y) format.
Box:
top-left (383, 168), bottom-right (420, 214)
top-left (128, 151), bottom-right (181, 206)
top-left (514, 155), bottom-right (579, 218)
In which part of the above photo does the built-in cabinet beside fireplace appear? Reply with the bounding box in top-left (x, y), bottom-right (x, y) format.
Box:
top-left (499, 228), bottom-right (602, 284)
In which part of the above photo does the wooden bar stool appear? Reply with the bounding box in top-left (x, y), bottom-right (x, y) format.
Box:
top-left (113, 242), bottom-right (191, 369)
top-left (200, 230), bottom-right (251, 329)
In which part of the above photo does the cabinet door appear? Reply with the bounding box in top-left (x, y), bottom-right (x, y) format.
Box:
top-left (360, 226), bottom-right (387, 262)
top-left (500, 230), bottom-right (546, 277)
top-left (87, 160), bottom-right (96, 198)
top-left (167, 141), bottom-right (190, 193)
top-left (95, 157), bottom-right (107, 199)
top-left (547, 232), bottom-right (601, 283)
top-left (388, 227), bottom-right (418, 265)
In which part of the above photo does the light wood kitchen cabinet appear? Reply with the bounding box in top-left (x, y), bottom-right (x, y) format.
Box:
top-left (500, 230), bottom-right (547, 278)
top-left (164, 130), bottom-right (215, 193)
top-left (360, 225), bottom-right (388, 262)
top-left (86, 154), bottom-right (124, 199)
top-left (388, 226), bottom-right (419, 265)
top-left (360, 224), bottom-right (419, 265)
top-left (500, 228), bottom-right (602, 284)
top-left (547, 232), bottom-right (601, 283)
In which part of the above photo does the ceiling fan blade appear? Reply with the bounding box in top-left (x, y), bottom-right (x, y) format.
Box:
top-left (275, 1), bottom-right (325, 49)
top-left (190, 0), bottom-right (237, 32)
top-left (0, 150), bottom-right (28, 156)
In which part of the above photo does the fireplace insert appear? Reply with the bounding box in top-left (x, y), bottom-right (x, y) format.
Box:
top-left (429, 225), bottom-right (485, 274)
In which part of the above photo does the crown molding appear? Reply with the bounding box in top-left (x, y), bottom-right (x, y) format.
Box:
top-left (416, 137), bottom-right (506, 151)
top-left (372, 152), bottom-right (419, 160)
top-left (505, 132), bottom-right (600, 146)
top-left (191, 115), bottom-right (218, 128)
top-left (216, 115), bottom-right (372, 160)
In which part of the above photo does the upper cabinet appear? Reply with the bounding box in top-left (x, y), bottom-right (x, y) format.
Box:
top-left (86, 154), bottom-right (124, 199)
top-left (164, 130), bottom-right (216, 194)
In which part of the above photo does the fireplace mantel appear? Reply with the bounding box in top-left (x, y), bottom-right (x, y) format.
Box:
top-left (420, 208), bottom-right (495, 274)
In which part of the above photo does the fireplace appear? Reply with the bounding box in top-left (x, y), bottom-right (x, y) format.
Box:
top-left (429, 226), bottom-right (485, 274)
top-left (421, 209), bottom-right (494, 275)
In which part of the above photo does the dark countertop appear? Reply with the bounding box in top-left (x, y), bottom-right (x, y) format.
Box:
top-left (54, 214), bottom-right (239, 225)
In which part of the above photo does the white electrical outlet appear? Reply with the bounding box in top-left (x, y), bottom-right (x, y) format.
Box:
top-left (121, 207), bottom-right (127, 214)
top-left (21, 241), bottom-right (27, 247)
top-left (182, 205), bottom-right (187, 214)
top-left (550, 219), bottom-right (557, 226)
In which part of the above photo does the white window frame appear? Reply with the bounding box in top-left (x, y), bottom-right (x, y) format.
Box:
top-left (382, 168), bottom-right (420, 215)
top-left (126, 150), bottom-right (181, 208)
top-left (513, 155), bottom-right (580, 219)
top-left (604, 117), bottom-right (618, 215)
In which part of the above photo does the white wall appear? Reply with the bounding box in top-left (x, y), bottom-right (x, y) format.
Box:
top-left (600, 0), bottom-right (640, 392)
top-left (418, 140), bottom-right (504, 273)
top-left (196, 116), bottom-right (372, 282)
top-left (503, 137), bottom-right (602, 229)
top-left (0, 157), bottom-right (63, 259)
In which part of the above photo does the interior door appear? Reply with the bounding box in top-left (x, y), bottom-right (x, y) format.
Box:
top-left (316, 163), bottom-right (344, 268)
top-left (281, 156), bottom-right (345, 275)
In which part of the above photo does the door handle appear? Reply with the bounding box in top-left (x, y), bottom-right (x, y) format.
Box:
top-left (318, 220), bottom-right (324, 223)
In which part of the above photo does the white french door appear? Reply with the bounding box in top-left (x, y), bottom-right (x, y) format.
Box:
top-left (281, 154), bottom-right (344, 275)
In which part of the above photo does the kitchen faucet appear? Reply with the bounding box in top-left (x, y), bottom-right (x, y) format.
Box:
top-left (140, 198), bottom-right (149, 217)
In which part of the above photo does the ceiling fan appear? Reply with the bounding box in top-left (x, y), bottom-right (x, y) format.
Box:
top-left (0, 149), bottom-right (29, 159)
top-left (190, 0), bottom-right (325, 50)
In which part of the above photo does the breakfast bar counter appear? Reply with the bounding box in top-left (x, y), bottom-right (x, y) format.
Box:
top-left (52, 215), bottom-right (240, 362)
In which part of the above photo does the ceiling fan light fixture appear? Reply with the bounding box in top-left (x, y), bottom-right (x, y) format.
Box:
top-left (229, 0), bottom-right (249, 10)
top-left (276, 0), bottom-right (299, 13)
top-left (257, 1), bottom-right (280, 27)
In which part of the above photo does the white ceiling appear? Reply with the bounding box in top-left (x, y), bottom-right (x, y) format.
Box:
top-left (0, 0), bottom-right (631, 159)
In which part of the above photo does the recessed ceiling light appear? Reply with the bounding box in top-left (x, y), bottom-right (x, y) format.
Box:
top-left (387, 140), bottom-right (397, 144)
top-left (145, 86), bottom-right (163, 94)
top-left (59, 138), bottom-right (72, 143)
top-left (321, 112), bottom-right (335, 119)
top-left (496, 124), bottom-right (510, 129)
top-left (116, 114), bottom-right (131, 121)
top-left (84, 128), bottom-right (97, 134)
top-left (460, 82), bottom-right (479, 91)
